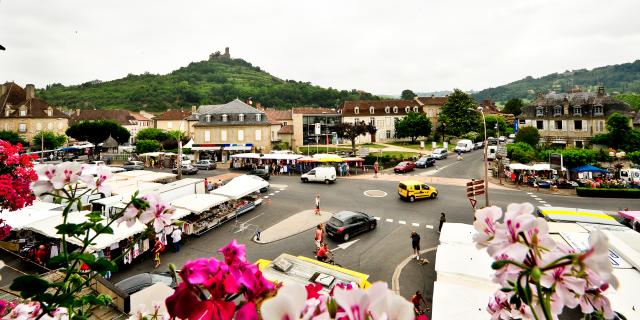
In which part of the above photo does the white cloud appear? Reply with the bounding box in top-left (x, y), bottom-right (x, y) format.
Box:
top-left (1, 0), bottom-right (639, 96)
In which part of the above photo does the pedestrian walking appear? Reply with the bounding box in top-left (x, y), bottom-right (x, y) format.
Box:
top-left (314, 193), bottom-right (321, 215)
top-left (171, 227), bottom-right (182, 252)
top-left (438, 212), bottom-right (446, 233)
top-left (411, 291), bottom-right (430, 316)
top-left (314, 224), bottom-right (324, 253)
top-left (410, 230), bottom-right (421, 260)
top-left (151, 159), bottom-right (155, 169)
top-left (153, 237), bottom-right (165, 268)
top-left (373, 161), bottom-right (379, 178)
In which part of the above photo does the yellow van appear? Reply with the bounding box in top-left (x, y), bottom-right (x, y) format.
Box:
top-left (398, 180), bottom-right (438, 202)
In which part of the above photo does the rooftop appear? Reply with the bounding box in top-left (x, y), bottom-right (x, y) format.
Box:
top-left (154, 109), bottom-right (192, 121)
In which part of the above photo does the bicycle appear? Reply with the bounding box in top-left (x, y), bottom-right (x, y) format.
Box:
top-left (317, 255), bottom-right (342, 267)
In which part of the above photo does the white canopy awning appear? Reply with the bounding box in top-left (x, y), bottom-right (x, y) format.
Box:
top-left (183, 139), bottom-right (194, 149)
top-left (129, 283), bottom-right (174, 317)
top-left (508, 163), bottom-right (532, 170)
top-left (110, 182), bottom-right (163, 196)
top-left (24, 211), bottom-right (146, 252)
top-left (172, 208), bottom-right (192, 220)
top-left (230, 153), bottom-right (261, 159)
top-left (0, 201), bottom-right (65, 230)
top-left (192, 146), bottom-right (221, 151)
top-left (112, 170), bottom-right (156, 179)
top-left (435, 243), bottom-right (495, 283)
top-left (225, 146), bottom-right (252, 151)
top-left (171, 194), bottom-right (230, 214)
top-left (213, 175), bottom-right (268, 199)
top-left (531, 163), bottom-right (567, 171)
top-left (261, 153), bottom-right (304, 160)
top-left (135, 172), bottom-right (177, 182)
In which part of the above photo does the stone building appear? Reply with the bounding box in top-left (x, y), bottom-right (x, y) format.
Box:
top-left (291, 107), bottom-right (341, 150)
top-left (154, 108), bottom-right (194, 136)
top-left (190, 99), bottom-right (270, 162)
top-left (0, 82), bottom-right (69, 144)
top-left (70, 109), bottom-right (150, 144)
top-left (519, 87), bottom-right (633, 147)
top-left (263, 107), bottom-right (293, 146)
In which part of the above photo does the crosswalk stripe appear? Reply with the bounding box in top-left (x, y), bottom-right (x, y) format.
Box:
top-left (269, 193), bottom-right (275, 196)
top-left (386, 218), bottom-right (393, 223)
top-left (527, 192), bottom-right (533, 195)
top-left (374, 217), bottom-right (381, 220)
top-left (426, 225), bottom-right (434, 229)
top-left (411, 223), bottom-right (419, 227)
top-left (543, 204), bottom-right (551, 207)
top-left (263, 196), bottom-right (269, 199)
top-left (275, 190), bottom-right (280, 193)
top-left (398, 220), bottom-right (406, 225)
top-left (539, 201), bottom-right (548, 204)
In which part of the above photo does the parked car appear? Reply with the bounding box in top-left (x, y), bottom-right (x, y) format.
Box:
top-left (397, 180), bottom-right (438, 202)
top-left (431, 148), bottom-right (448, 159)
top-left (394, 161), bottom-right (416, 173)
top-left (301, 166), bottom-right (337, 184)
top-left (474, 141), bottom-right (484, 150)
top-left (498, 136), bottom-right (506, 143)
top-left (325, 210), bottom-right (377, 242)
top-left (88, 160), bottom-right (106, 166)
top-left (123, 161), bottom-right (145, 171)
top-left (172, 164), bottom-right (198, 175)
top-left (486, 146), bottom-right (498, 161)
top-left (194, 160), bottom-right (216, 170)
top-left (454, 139), bottom-right (474, 153)
top-left (487, 137), bottom-right (498, 145)
top-left (114, 272), bottom-right (177, 295)
top-left (415, 156), bottom-right (436, 168)
top-left (248, 168), bottom-right (270, 181)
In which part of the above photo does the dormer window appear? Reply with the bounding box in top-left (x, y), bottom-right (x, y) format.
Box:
top-left (594, 105), bottom-right (604, 116)
top-left (354, 107), bottom-right (359, 115)
top-left (205, 114), bottom-right (211, 122)
top-left (4, 107), bottom-right (10, 117)
top-left (19, 107), bottom-right (27, 117)
top-left (222, 114), bottom-right (228, 122)
top-left (256, 114), bottom-right (262, 121)
top-left (239, 114), bottom-right (245, 122)
top-left (405, 106), bottom-right (410, 113)
top-left (536, 106), bottom-right (544, 117)
top-left (553, 106), bottom-right (562, 116)
top-left (46, 108), bottom-right (53, 117)
top-left (393, 106), bottom-right (398, 114)
top-left (413, 106), bottom-right (419, 113)
top-left (385, 106), bottom-right (390, 113)
top-left (573, 106), bottom-right (582, 116)
top-left (369, 107), bottom-right (375, 114)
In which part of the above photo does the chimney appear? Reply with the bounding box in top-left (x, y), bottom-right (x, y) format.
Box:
top-left (0, 84), bottom-right (6, 96)
top-left (25, 84), bottom-right (35, 99)
top-left (191, 105), bottom-right (197, 113)
top-left (597, 86), bottom-right (605, 96)
top-left (75, 108), bottom-right (80, 116)
top-left (256, 102), bottom-right (263, 110)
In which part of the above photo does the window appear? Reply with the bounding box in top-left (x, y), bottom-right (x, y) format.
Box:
top-left (575, 140), bottom-right (584, 148)
top-left (594, 105), bottom-right (604, 116)
top-left (255, 129), bottom-right (261, 141)
top-left (36, 122), bottom-right (42, 130)
top-left (354, 107), bottom-right (359, 115)
top-left (386, 117), bottom-right (392, 126)
top-left (19, 109), bottom-right (26, 117)
top-left (58, 121), bottom-right (63, 130)
top-left (574, 120), bottom-right (582, 131)
top-left (386, 130), bottom-right (391, 139)
top-left (204, 130), bottom-right (211, 142)
top-left (238, 129), bottom-right (244, 141)
top-left (222, 114), bottom-right (228, 122)
top-left (377, 120), bottom-right (383, 127)
top-left (405, 106), bottom-right (410, 113)
top-left (47, 122), bottom-right (53, 130)
top-left (18, 123), bottom-right (27, 133)
top-left (555, 120), bottom-right (563, 130)
top-left (179, 121), bottom-right (185, 130)
top-left (167, 121), bottom-right (173, 129)
top-left (4, 110), bottom-right (9, 117)
top-left (354, 118), bottom-right (359, 123)
top-left (239, 114), bottom-right (245, 122)
top-left (282, 121), bottom-right (288, 126)
top-left (553, 106), bottom-right (562, 116)
top-left (536, 120), bottom-right (544, 130)
top-left (46, 108), bottom-right (52, 117)
top-left (385, 106), bottom-right (390, 113)
top-left (369, 107), bottom-right (374, 114)
top-left (370, 117), bottom-right (375, 125)
top-left (596, 120), bottom-right (605, 132)
top-left (256, 114), bottom-right (262, 121)
top-left (413, 106), bottom-right (419, 113)
top-left (536, 106), bottom-right (544, 117)
top-left (205, 114), bottom-right (211, 122)
top-left (221, 129), bottom-right (227, 141)
top-left (573, 106), bottom-right (582, 116)
top-left (393, 106), bottom-right (398, 114)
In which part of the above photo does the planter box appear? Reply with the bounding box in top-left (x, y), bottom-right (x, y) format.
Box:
top-left (576, 187), bottom-right (640, 198)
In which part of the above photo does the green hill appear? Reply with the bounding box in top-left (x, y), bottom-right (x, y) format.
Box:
top-left (473, 59), bottom-right (640, 105)
top-left (37, 54), bottom-right (378, 111)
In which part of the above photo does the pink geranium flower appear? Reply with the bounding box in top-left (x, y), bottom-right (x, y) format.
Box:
top-left (80, 166), bottom-right (112, 194)
top-left (488, 203), bottom-right (536, 262)
top-left (138, 194), bottom-right (174, 233)
top-left (218, 239), bottom-right (247, 266)
top-left (117, 204), bottom-right (139, 227)
top-left (261, 282), bottom-right (307, 320)
top-left (473, 206), bottom-right (503, 248)
top-left (580, 230), bottom-right (614, 285)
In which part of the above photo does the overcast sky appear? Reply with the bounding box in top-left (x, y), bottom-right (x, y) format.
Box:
top-left (1, 0), bottom-right (639, 95)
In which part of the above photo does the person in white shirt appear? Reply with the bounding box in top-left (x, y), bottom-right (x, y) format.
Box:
top-left (171, 227), bottom-right (182, 252)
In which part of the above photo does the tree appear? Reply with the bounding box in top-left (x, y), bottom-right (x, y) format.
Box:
top-left (66, 120), bottom-right (131, 153)
top-left (335, 121), bottom-right (367, 154)
top-left (394, 112), bottom-right (432, 143)
top-left (507, 142), bottom-right (536, 163)
top-left (439, 89), bottom-right (481, 137)
top-left (628, 150), bottom-right (640, 165)
top-left (365, 122), bottom-right (378, 143)
top-left (168, 130), bottom-right (187, 180)
top-left (136, 128), bottom-right (170, 142)
top-left (605, 113), bottom-right (634, 150)
top-left (135, 139), bottom-right (162, 153)
top-left (503, 98), bottom-right (523, 116)
top-left (514, 126), bottom-right (540, 147)
top-left (484, 115), bottom-right (508, 138)
top-left (401, 89), bottom-right (417, 100)
top-left (0, 130), bottom-right (27, 146)
top-left (31, 131), bottom-right (67, 151)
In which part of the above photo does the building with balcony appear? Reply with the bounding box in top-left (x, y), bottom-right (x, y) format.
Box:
top-left (0, 82), bottom-right (69, 144)
top-left (519, 87), bottom-right (633, 147)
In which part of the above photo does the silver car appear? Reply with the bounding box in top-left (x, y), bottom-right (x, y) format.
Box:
top-left (194, 160), bottom-right (217, 170)
top-left (123, 161), bottom-right (144, 171)
top-left (431, 148), bottom-right (448, 159)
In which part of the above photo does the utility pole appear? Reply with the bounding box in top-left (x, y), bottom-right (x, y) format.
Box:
top-left (477, 107), bottom-right (489, 207)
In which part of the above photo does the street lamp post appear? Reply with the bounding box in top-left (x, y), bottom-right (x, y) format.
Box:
top-left (476, 107), bottom-right (490, 207)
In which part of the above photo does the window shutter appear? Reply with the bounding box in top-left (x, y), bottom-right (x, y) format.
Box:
top-left (582, 120), bottom-right (587, 131)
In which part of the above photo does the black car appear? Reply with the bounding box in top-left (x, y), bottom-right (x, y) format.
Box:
top-left (248, 168), bottom-right (270, 181)
top-left (114, 272), bottom-right (177, 295)
top-left (325, 211), bottom-right (377, 242)
top-left (415, 156), bottom-right (436, 168)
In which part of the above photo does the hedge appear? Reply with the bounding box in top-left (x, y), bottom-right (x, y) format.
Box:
top-left (576, 187), bottom-right (640, 198)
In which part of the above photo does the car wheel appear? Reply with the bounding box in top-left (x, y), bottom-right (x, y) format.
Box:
top-left (431, 193), bottom-right (438, 199)
top-left (369, 222), bottom-right (376, 231)
top-left (302, 178), bottom-right (308, 183)
top-left (343, 233), bottom-right (350, 241)
top-left (324, 179), bottom-right (330, 184)
top-left (409, 196), bottom-right (415, 202)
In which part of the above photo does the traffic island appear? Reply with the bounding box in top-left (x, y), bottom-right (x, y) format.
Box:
top-left (253, 210), bottom-right (332, 244)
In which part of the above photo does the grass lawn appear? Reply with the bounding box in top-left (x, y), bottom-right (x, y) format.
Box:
top-left (358, 143), bottom-right (386, 149)
top-left (297, 146), bottom-right (353, 154)
top-left (387, 141), bottom-right (455, 150)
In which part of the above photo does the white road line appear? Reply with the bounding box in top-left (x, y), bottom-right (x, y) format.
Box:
top-left (539, 201), bottom-right (548, 204)
top-left (543, 204), bottom-right (551, 207)
top-left (275, 191), bottom-right (280, 193)
top-left (386, 218), bottom-right (394, 223)
top-left (263, 196), bottom-right (269, 199)
top-left (269, 193), bottom-right (275, 196)
top-left (398, 220), bottom-right (406, 225)
top-left (426, 225), bottom-right (434, 229)
top-left (527, 192), bottom-right (533, 195)
top-left (279, 189), bottom-right (285, 191)
top-left (532, 197), bottom-right (541, 200)
top-left (374, 217), bottom-right (381, 220)
top-left (411, 223), bottom-right (419, 227)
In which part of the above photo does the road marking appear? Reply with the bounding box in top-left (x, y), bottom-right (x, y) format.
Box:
top-left (527, 192), bottom-right (533, 195)
top-left (386, 218), bottom-right (394, 223)
top-left (279, 189), bottom-right (285, 191)
top-left (269, 193), bottom-right (275, 196)
top-left (543, 204), bottom-right (551, 207)
top-left (335, 239), bottom-right (359, 250)
top-left (392, 247), bottom-right (437, 293)
top-left (412, 223), bottom-right (419, 227)
top-left (275, 190), bottom-right (280, 193)
top-left (539, 201), bottom-right (548, 204)
top-left (398, 220), bottom-right (406, 225)
top-left (374, 217), bottom-right (381, 220)
top-left (363, 190), bottom-right (388, 198)
top-left (426, 225), bottom-right (434, 229)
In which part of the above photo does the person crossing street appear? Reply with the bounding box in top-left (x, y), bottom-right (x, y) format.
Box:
top-left (314, 193), bottom-right (320, 215)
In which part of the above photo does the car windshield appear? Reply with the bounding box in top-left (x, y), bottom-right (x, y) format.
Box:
top-left (418, 157), bottom-right (428, 161)
top-left (150, 274), bottom-right (173, 286)
top-left (398, 162), bottom-right (407, 166)
top-left (399, 183), bottom-right (407, 190)
top-left (329, 217), bottom-right (344, 227)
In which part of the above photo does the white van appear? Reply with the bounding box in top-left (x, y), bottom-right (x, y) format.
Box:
top-left (454, 139), bottom-right (474, 153)
top-left (486, 146), bottom-right (497, 161)
top-left (620, 169), bottom-right (640, 183)
top-left (301, 166), bottom-right (337, 184)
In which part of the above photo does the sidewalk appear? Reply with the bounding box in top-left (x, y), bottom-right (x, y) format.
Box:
top-left (254, 210), bottom-right (332, 244)
top-left (488, 176), bottom-right (577, 196)
top-left (346, 172), bottom-right (510, 190)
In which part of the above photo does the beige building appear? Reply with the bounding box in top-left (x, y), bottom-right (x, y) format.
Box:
top-left (263, 108), bottom-right (294, 146)
top-left (191, 99), bottom-right (270, 161)
top-left (0, 82), bottom-right (69, 145)
top-left (290, 107), bottom-right (340, 150)
top-left (154, 108), bottom-right (194, 136)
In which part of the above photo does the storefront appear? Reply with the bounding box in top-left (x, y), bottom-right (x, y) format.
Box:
top-left (192, 144), bottom-right (254, 162)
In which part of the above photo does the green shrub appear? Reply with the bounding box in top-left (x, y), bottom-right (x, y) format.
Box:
top-left (576, 187), bottom-right (640, 198)
top-left (135, 139), bottom-right (162, 153)
top-left (507, 142), bottom-right (536, 163)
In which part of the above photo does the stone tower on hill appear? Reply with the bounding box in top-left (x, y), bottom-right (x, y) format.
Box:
top-left (209, 47), bottom-right (231, 60)
top-left (222, 47), bottom-right (230, 59)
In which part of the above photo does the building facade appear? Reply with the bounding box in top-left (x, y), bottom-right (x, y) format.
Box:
top-left (70, 109), bottom-right (149, 144)
top-left (263, 108), bottom-right (293, 144)
top-left (291, 107), bottom-right (341, 150)
top-left (191, 99), bottom-right (270, 161)
top-left (153, 109), bottom-right (194, 137)
top-left (519, 87), bottom-right (633, 147)
top-left (0, 82), bottom-right (69, 144)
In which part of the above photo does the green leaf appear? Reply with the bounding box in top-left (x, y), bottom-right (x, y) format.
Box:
top-left (9, 275), bottom-right (51, 299)
top-left (491, 260), bottom-right (508, 270)
top-left (47, 255), bottom-right (68, 268)
top-left (56, 223), bottom-right (84, 236)
top-left (86, 211), bottom-right (105, 223)
top-left (93, 223), bottom-right (113, 235)
top-left (88, 258), bottom-right (117, 274)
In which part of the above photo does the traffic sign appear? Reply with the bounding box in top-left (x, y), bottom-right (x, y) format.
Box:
top-left (469, 198), bottom-right (477, 209)
top-left (466, 180), bottom-right (484, 186)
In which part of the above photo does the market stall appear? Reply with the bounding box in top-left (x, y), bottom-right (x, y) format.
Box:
top-left (171, 194), bottom-right (235, 235)
top-left (0, 201), bottom-right (65, 253)
top-left (213, 175), bottom-right (266, 215)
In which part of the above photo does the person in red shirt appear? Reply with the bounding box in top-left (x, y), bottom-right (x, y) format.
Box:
top-left (314, 224), bottom-right (324, 253)
top-left (411, 291), bottom-right (429, 316)
top-left (316, 243), bottom-right (332, 262)
top-left (153, 238), bottom-right (165, 269)
top-left (34, 245), bottom-right (47, 265)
